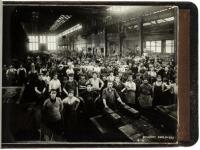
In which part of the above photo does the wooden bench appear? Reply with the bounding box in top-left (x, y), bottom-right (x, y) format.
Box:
top-left (2, 86), bottom-right (24, 104)
top-left (103, 107), bottom-right (122, 125)
top-left (90, 115), bottom-right (109, 134)
top-left (118, 124), bottom-right (143, 142)
top-left (121, 104), bottom-right (140, 118)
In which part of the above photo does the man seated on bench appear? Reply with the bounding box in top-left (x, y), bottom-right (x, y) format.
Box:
top-left (102, 80), bottom-right (125, 111)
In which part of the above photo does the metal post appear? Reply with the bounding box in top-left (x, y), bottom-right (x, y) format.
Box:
top-left (138, 18), bottom-right (143, 56)
top-left (105, 27), bottom-right (108, 57)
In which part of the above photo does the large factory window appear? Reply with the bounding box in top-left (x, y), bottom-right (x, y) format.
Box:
top-left (47, 36), bottom-right (56, 50)
top-left (166, 40), bottom-right (174, 53)
top-left (28, 36), bottom-right (39, 51)
top-left (40, 35), bottom-right (46, 44)
top-left (145, 40), bottom-right (161, 53)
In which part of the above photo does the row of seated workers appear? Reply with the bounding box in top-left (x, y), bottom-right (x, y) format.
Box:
top-left (3, 55), bottom-right (177, 140)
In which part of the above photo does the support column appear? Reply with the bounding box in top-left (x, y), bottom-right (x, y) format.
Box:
top-left (69, 37), bottom-right (71, 51)
top-left (138, 18), bottom-right (143, 56)
top-left (72, 36), bottom-right (74, 51)
top-left (67, 38), bottom-right (69, 51)
top-left (118, 21), bottom-right (127, 58)
top-left (161, 40), bottom-right (166, 54)
top-left (104, 27), bottom-right (108, 57)
top-left (174, 8), bottom-right (177, 63)
top-left (119, 35), bottom-right (123, 58)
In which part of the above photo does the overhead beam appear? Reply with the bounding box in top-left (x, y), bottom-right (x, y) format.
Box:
top-left (143, 9), bottom-right (175, 22)
top-left (105, 6), bottom-right (174, 26)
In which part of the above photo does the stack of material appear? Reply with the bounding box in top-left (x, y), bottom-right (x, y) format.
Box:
top-left (90, 114), bottom-right (128, 142)
top-left (121, 104), bottom-right (140, 118)
top-left (118, 124), bottom-right (143, 142)
top-left (90, 115), bottom-right (109, 134)
top-left (154, 105), bottom-right (177, 133)
top-left (103, 107), bottom-right (122, 125)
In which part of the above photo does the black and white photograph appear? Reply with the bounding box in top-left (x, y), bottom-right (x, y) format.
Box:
top-left (2, 2), bottom-right (178, 146)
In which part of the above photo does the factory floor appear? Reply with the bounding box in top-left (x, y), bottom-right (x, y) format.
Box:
top-left (2, 87), bottom-right (177, 144)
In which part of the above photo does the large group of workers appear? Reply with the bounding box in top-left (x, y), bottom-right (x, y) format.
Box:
top-left (3, 53), bottom-right (177, 140)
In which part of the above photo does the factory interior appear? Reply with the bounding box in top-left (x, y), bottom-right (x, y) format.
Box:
top-left (2, 5), bottom-right (177, 143)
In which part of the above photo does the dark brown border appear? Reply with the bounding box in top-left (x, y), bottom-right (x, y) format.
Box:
top-left (178, 9), bottom-right (190, 142)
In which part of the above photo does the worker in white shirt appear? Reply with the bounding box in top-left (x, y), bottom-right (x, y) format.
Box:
top-left (122, 74), bottom-right (136, 107)
top-left (86, 71), bottom-right (104, 93)
top-left (49, 73), bottom-right (62, 96)
top-left (107, 71), bottom-right (115, 82)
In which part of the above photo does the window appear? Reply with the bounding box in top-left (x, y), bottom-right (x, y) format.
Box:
top-left (40, 35), bottom-right (46, 43)
top-left (107, 6), bottom-right (132, 12)
top-left (57, 24), bottom-right (82, 38)
top-left (164, 17), bottom-right (174, 22)
top-left (47, 36), bottom-right (56, 50)
top-left (166, 40), bottom-right (174, 53)
top-left (143, 22), bottom-right (151, 26)
top-left (28, 36), bottom-right (38, 51)
top-left (145, 40), bottom-right (161, 53)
